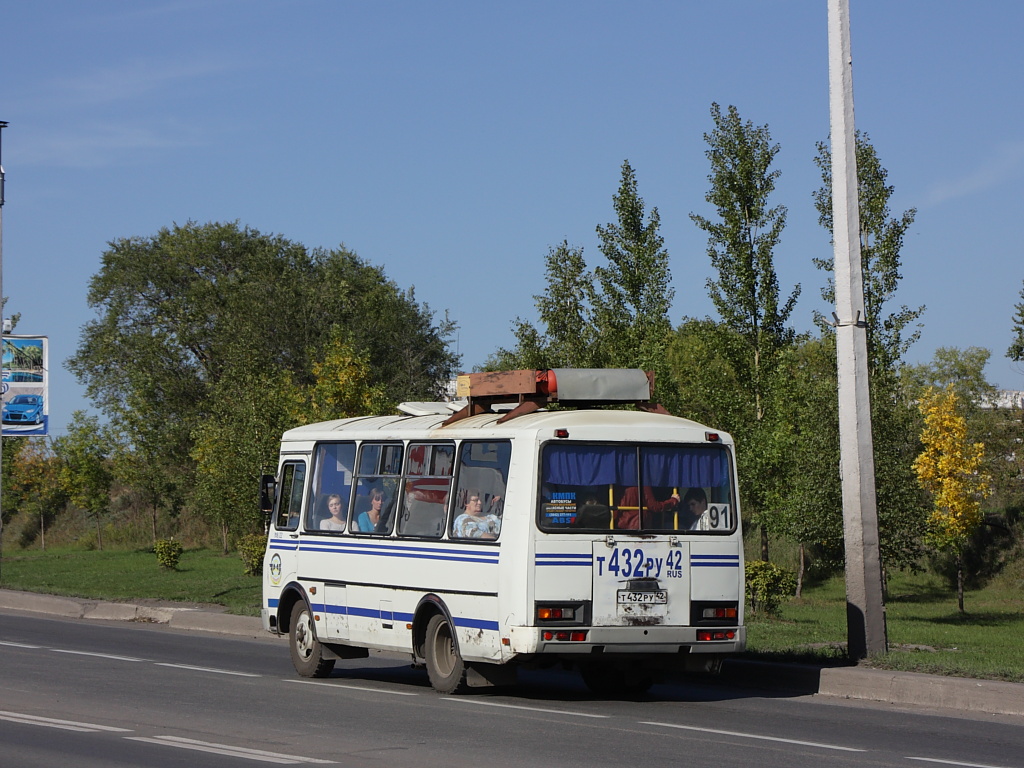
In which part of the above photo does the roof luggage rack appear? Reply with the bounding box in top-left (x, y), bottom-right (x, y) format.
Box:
top-left (442, 368), bottom-right (669, 426)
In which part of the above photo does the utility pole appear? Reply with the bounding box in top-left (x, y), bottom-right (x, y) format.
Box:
top-left (827, 0), bottom-right (888, 659)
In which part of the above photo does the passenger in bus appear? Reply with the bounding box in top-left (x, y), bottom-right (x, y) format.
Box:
top-left (574, 494), bottom-right (611, 528)
top-left (319, 494), bottom-right (346, 531)
top-left (680, 487), bottom-right (708, 530)
top-left (615, 486), bottom-right (680, 529)
top-left (355, 487), bottom-right (385, 533)
top-left (452, 489), bottom-right (501, 539)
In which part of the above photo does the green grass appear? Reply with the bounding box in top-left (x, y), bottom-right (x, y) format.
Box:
top-left (0, 547), bottom-right (262, 616)
top-left (745, 570), bottom-right (1024, 682)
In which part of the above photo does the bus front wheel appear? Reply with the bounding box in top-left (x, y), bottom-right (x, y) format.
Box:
top-left (424, 614), bottom-right (467, 694)
top-left (289, 601), bottom-right (335, 678)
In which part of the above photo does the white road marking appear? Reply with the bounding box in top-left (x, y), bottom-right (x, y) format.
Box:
top-left (446, 698), bottom-right (609, 719)
top-left (0, 710), bottom-right (133, 733)
top-left (0, 640), bottom-right (43, 648)
top-left (284, 678), bottom-right (418, 696)
top-left (125, 735), bottom-right (334, 764)
top-left (154, 662), bottom-right (260, 677)
top-left (51, 648), bottom-right (146, 662)
top-left (642, 722), bottom-right (865, 752)
top-left (907, 758), bottom-right (1015, 768)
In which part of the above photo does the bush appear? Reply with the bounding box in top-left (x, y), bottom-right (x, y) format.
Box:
top-left (746, 559), bottom-right (796, 616)
top-left (153, 538), bottom-right (184, 570)
top-left (237, 533), bottom-right (267, 576)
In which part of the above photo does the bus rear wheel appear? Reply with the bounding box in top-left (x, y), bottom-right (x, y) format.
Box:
top-left (424, 614), bottom-right (467, 694)
top-left (289, 601), bottom-right (335, 678)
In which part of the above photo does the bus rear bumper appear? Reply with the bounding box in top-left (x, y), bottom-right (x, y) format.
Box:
top-left (509, 625), bottom-right (745, 656)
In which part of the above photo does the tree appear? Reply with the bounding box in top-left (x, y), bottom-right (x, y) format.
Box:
top-left (315, 248), bottom-right (458, 403)
top-left (666, 319), bottom-right (750, 430)
top-left (593, 161), bottom-right (675, 389)
top-left (491, 242), bottom-right (598, 371)
top-left (53, 412), bottom-right (114, 550)
top-left (299, 328), bottom-right (391, 422)
top-left (1007, 281), bottom-right (1024, 363)
top-left (903, 347), bottom-right (997, 412)
top-left (913, 386), bottom-right (992, 613)
top-left (67, 222), bottom-right (458, 541)
top-left (690, 103), bottom-right (801, 560)
top-left (492, 162), bottom-right (677, 407)
top-left (813, 132), bottom-right (924, 375)
top-left (191, 362), bottom-right (303, 552)
top-left (905, 346), bottom-right (1023, 516)
top-left (3, 438), bottom-right (66, 550)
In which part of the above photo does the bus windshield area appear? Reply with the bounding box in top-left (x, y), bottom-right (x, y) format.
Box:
top-left (539, 442), bottom-right (736, 534)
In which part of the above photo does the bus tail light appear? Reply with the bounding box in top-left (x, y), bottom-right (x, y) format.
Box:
top-left (702, 607), bottom-right (737, 620)
top-left (542, 630), bottom-right (589, 642)
top-left (538, 606), bottom-right (575, 621)
top-left (536, 602), bottom-right (589, 625)
top-left (697, 630), bottom-right (736, 642)
top-left (691, 601), bottom-right (739, 626)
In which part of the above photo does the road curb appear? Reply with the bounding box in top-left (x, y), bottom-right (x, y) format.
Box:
top-left (817, 666), bottom-right (1024, 716)
top-left (0, 588), bottom-right (265, 639)
top-left (721, 658), bottom-right (1024, 717)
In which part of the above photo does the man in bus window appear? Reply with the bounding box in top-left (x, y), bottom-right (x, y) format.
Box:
top-left (452, 489), bottom-right (501, 539)
top-left (680, 487), bottom-right (708, 530)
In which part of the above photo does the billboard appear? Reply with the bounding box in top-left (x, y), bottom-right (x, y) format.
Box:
top-left (2, 335), bottom-right (49, 436)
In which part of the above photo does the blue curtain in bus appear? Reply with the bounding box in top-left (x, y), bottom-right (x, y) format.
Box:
top-left (543, 445), bottom-right (636, 485)
top-left (641, 447), bottom-right (729, 488)
top-left (544, 444), bottom-right (729, 488)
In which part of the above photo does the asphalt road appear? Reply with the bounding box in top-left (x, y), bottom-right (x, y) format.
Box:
top-left (2, 612), bottom-right (1023, 768)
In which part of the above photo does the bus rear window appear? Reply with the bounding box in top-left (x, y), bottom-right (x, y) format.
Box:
top-left (539, 443), bottom-right (735, 534)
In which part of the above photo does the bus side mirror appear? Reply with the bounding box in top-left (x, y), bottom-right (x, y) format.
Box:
top-left (260, 474), bottom-right (277, 529)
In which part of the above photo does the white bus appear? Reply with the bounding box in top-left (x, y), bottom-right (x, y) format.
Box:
top-left (261, 369), bottom-right (744, 695)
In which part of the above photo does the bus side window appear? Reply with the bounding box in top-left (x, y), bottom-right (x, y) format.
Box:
top-left (274, 462), bottom-right (306, 532)
top-left (305, 442), bottom-right (355, 533)
top-left (398, 443), bottom-right (454, 538)
top-left (350, 443), bottom-right (403, 535)
top-left (451, 441), bottom-right (511, 540)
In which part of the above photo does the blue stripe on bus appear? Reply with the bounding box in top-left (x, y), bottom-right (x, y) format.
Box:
top-left (307, 602), bottom-right (491, 630)
top-left (691, 554), bottom-right (740, 568)
top-left (535, 553), bottom-right (592, 566)
top-left (453, 616), bottom-right (500, 631)
top-left (536, 561), bottom-right (593, 569)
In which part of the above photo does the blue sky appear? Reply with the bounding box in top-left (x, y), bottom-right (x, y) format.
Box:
top-left (2, 1), bottom-right (1022, 435)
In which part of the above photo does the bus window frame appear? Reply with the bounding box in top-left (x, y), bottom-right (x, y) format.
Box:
top-left (449, 439), bottom-right (511, 542)
top-left (349, 442), bottom-right (404, 536)
top-left (535, 440), bottom-right (738, 535)
top-left (397, 441), bottom-right (456, 539)
top-left (304, 441), bottom-right (357, 534)
top-left (273, 460), bottom-right (307, 532)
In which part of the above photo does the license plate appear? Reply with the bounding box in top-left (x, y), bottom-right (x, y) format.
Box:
top-left (617, 590), bottom-right (667, 605)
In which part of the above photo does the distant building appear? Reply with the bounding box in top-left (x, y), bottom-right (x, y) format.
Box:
top-left (980, 390), bottom-right (1024, 410)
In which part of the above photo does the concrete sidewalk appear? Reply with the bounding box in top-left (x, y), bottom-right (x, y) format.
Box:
top-left (0, 588), bottom-right (267, 639)
top-left (2, 588), bottom-right (1022, 717)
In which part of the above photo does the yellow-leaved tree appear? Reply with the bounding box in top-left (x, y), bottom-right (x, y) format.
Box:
top-left (912, 385), bottom-right (991, 613)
